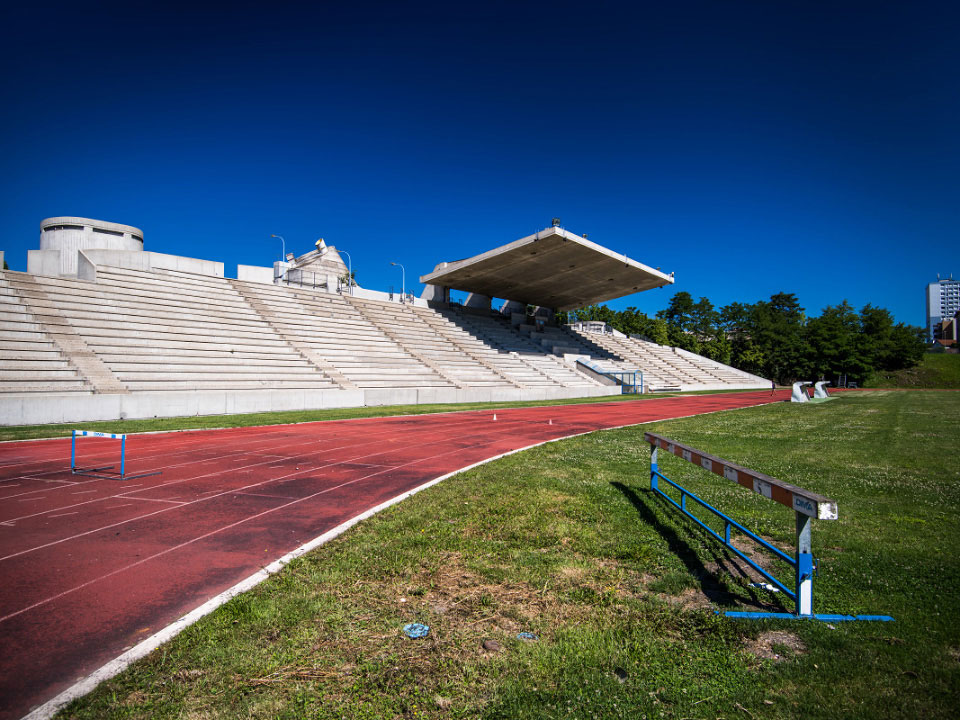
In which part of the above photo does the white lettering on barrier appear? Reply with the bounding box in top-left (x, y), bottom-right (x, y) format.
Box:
top-left (723, 466), bottom-right (738, 483)
top-left (682, 449), bottom-right (692, 463)
top-left (700, 457), bottom-right (712, 472)
top-left (754, 479), bottom-right (772, 499)
top-left (792, 496), bottom-right (816, 517)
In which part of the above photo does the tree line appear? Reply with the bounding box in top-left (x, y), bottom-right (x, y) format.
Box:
top-left (560, 291), bottom-right (926, 385)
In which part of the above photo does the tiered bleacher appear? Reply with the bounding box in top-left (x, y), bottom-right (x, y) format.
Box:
top-left (439, 307), bottom-right (599, 389)
top-left (0, 271), bottom-right (93, 395)
top-left (233, 280), bottom-right (452, 389)
top-left (567, 325), bottom-right (767, 391)
top-left (3, 267), bottom-right (339, 393)
top-left (0, 257), bottom-right (766, 425)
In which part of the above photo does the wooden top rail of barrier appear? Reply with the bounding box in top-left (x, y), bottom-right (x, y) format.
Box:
top-left (643, 432), bottom-right (837, 520)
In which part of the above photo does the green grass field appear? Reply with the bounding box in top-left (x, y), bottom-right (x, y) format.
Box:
top-left (866, 352), bottom-right (960, 388)
top-left (57, 391), bottom-right (960, 719)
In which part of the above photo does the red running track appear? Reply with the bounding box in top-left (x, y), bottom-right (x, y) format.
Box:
top-left (0, 390), bottom-right (787, 719)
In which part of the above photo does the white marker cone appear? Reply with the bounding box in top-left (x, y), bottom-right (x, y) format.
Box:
top-left (493, 413), bottom-right (497, 421)
top-left (549, 419), bottom-right (552, 425)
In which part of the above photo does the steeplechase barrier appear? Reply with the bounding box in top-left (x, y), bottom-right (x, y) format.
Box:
top-left (644, 431), bottom-right (892, 622)
top-left (70, 430), bottom-right (162, 481)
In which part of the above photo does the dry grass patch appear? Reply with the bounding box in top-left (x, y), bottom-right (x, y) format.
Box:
top-left (743, 631), bottom-right (807, 662)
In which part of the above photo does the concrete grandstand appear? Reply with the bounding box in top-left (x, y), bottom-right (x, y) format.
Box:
top-left (0, 219), bottom-right (767, 425)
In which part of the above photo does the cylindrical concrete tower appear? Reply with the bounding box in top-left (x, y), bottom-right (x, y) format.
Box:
top-left (38, 217), bottom-right (144, 276)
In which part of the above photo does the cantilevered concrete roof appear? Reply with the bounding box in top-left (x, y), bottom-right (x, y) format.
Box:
top-left (420, 227), bottom-right (674, 310)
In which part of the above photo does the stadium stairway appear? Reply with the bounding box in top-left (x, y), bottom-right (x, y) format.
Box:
top-left (567, 326), bottom-right (768, 390)
top-left (437, 307), bottom-right (601, 389)
top-left (230, 281), bottom-right (453, 390)
top-left (345, 296), bottom-right (521, 389)
top-left (0, 271), bottom-right (97, 395)
top-left (2, 267), bottom-right (340, 392)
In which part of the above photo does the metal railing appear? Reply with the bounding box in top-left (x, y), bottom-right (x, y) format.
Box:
top-left (577, 359), bottom-right (643, 394)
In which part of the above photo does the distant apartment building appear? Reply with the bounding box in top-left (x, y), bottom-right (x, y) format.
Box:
top-left (926, 275), bottom-right (960, 343)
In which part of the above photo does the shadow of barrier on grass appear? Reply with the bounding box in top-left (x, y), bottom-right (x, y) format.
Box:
top-left (611, 482), bottom-right (785, 613)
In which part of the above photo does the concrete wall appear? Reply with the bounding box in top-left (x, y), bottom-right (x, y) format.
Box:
top-left (351, 285), bottom-right (429, 308)
top-left (237, 264), bottom-right (275, 284)
top-left (39, 217), bottom-right (144, 276)
top-left (27, 250), bottom-right (62, 277)
top-left (77, 249), bottom-right (225, 278)
top-left (0, 385), bottom-right (621, 426)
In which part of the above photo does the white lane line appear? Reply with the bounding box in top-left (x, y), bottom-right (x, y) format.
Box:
top-left (18, 497), bottom-right (45, 502)
top-left (71, 490), bottom-right (99, 495)
top-left (117, 497), bottom-right (185, 505)
top-left (104, 504), bottom-right (134, 510)
top-left (234, 492), bottom-right (298, 500)
top-left (0, 427), bottom-right (472, 544)
top-left (48, 512), bottom-right (79, 519)
top-left (17, 422), bottom-right (637, 720)
top-left (0, 441), bottom-right (492, 624)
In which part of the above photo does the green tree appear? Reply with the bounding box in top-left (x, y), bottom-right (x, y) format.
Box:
top-left (690, 297), bottom-right (718, 342)
top-left (701, 327), bottom-right (732, 365)
top-left (657, 292), bottom-right (703, 353)
top-left (806, 301), bottom-right (869, 383)
top-left (645, 317), bottom-right (671, 345)
top-left (749, 293), bottom-right (810, 384)
top-left (859, 304), bottom-right (925, 372)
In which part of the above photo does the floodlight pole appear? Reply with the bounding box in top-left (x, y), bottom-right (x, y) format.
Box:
top-left (339, 249), bottom-right (353, 295)
top-left (270, 234), bottom-right (285, 262)
top-left (390, 261), bottom-right (405, 302)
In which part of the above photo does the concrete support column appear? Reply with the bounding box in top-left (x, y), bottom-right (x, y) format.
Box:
top-left (500, 299), bottom-right (526, 317)
top-left (420, 284), bottom-right (449, 303)
top-left (464, 292), bottom-right (491, 310)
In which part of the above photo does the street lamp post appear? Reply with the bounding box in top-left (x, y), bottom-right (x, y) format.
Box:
top-left (270, 234), bottom-right (285, 262)
top-left (270, 234), bottom-right (286, 282)
top-left (339, 249), bottom-right (353, 295)
top-left (390, 261), bottom-right (405, 303)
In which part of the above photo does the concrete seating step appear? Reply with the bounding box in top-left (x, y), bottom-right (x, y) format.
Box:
top-left (115, 370), bottom-right (335, 382)
top-left (0, 369), bottom-right (83, 380)
top-left (0, 339), bottom-right (60, 352)
top-left (110, 363), bottom-right (324, 375)
top-left (0, 380), bottom-right (89, 391)
top-left (0, 347), bottom-right (62, 360)
top-left (122, 380), bottom-right (338, 391)
top-left (103, 356), bottom-right (314, 367)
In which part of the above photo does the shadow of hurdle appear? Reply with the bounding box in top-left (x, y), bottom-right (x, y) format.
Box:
top-left (611, 481), bottom-right (787, 613)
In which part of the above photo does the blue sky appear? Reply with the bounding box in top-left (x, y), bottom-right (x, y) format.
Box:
top-left (1, 1), bottom-right (957, 325)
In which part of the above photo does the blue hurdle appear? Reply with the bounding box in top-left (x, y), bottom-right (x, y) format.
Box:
top-left (70, 430), bottom-right (162, 481)
top-left (644, 431), bottom-right (892, 622)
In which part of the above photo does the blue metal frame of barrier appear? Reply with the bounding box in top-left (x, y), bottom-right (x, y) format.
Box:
top-left (651, 469), bottom-right (797, 599)
top-left (647, 433), bottom-right (892, 622)
top-left (70, 430), bottom-right (162, 481)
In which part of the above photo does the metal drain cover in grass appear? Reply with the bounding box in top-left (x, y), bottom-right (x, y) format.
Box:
top-left (403, 623), bottom-right (430, 639)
